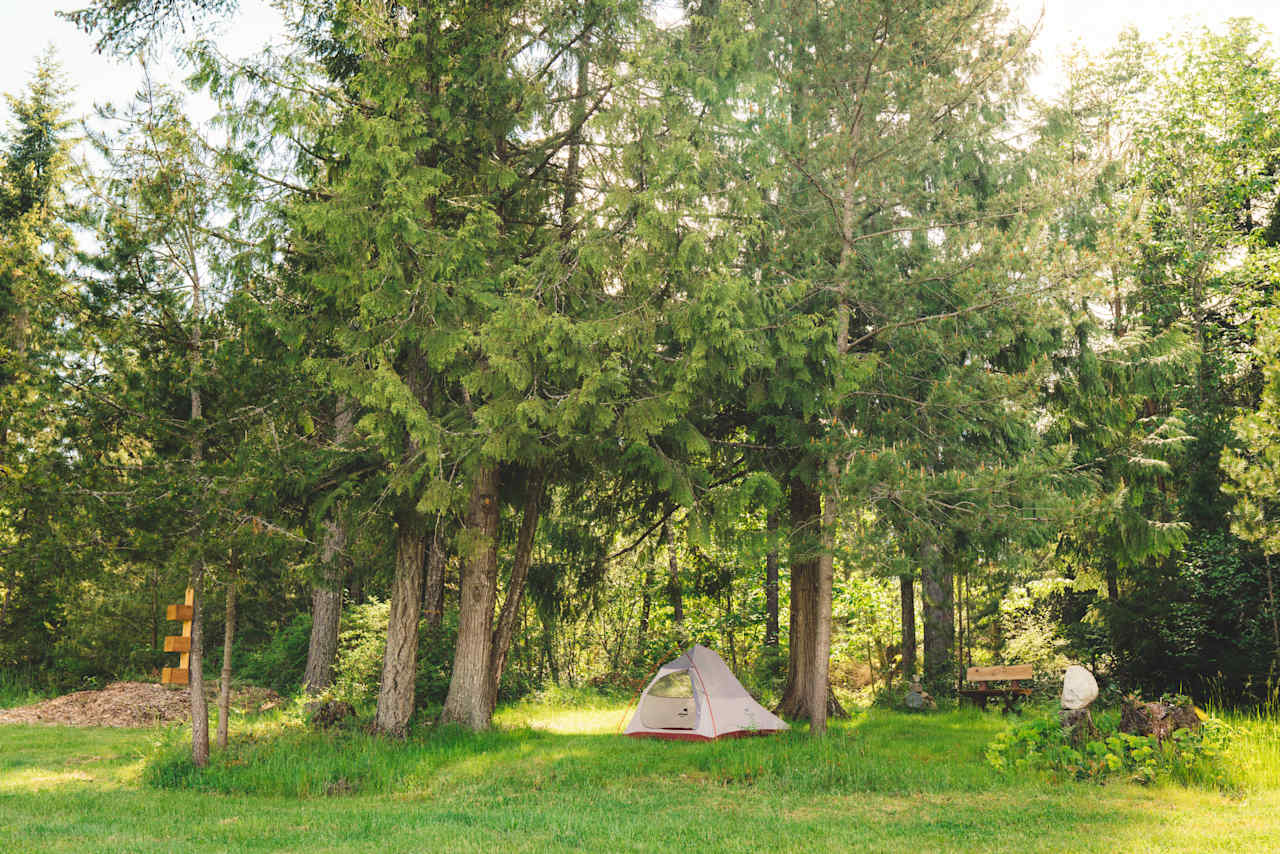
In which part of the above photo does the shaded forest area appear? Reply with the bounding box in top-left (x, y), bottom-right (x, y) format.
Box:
top-left (3, 0), bottom-right (1280, 764)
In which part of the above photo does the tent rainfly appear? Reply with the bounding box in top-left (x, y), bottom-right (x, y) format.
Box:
top-left (624, 644), bottom-right (789, 741)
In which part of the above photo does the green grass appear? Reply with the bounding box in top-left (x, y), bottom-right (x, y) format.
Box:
top-left (0, 670), bottom-right (53, 710)
top-left (1, 699), bottom-right (1278, 853)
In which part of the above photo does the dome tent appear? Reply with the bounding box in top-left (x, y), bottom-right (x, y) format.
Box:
top-left (624, 644), bottom-right (789, 740)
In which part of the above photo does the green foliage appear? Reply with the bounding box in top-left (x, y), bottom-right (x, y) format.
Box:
top-left (1107, 531), bottom-right (1278, 700)
top-left (330, 599), bottom-right (390, 706)
top-left (327, 599), bottom-right (462, 711)
top-left (986, 712), bottom-right (1235, 790)
top-left (238, 613), bottom-right (312, 695)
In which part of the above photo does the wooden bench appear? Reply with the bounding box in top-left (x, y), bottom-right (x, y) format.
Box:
top-left (958, 665), bottom-right (1033, 713)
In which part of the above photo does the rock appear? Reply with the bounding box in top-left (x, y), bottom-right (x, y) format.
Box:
top-left (1060, 665), bottom-right (1098, 710)
top-left (905, 681), bottom-right (935, 711)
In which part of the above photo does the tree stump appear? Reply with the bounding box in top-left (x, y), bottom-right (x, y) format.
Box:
top-left (1060, 707), bottom-right (1099, 746)
top-left (1119, 695), bottom-right (1201, 742)
top-left (309, 700), bottom-right (356, 729)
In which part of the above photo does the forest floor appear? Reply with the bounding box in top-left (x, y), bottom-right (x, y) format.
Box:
top-left (1, 692), bottom-right (1277, 853)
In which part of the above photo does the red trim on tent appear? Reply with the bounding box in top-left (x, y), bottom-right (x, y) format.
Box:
top-left (686, 657), bottom-right (718, 737)
top-left (626, 729), bottom-right (782, 742)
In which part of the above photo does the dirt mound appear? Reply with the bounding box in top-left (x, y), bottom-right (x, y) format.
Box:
top-left (0, 681), bottom-right (283, 728)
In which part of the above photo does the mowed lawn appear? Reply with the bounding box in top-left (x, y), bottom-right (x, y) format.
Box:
top-left (1, 700), bottom-right (1278, 853)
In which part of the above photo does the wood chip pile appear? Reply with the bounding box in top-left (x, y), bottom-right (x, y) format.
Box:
top-left (0, 681), bottom-right (281, 728)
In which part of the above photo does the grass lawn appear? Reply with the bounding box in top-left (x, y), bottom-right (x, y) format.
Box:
top-left (1, 696), bottom-right (1277, 853)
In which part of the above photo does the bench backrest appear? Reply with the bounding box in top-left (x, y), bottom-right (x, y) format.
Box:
top-left (966, 665), bottom-right (1033, 683)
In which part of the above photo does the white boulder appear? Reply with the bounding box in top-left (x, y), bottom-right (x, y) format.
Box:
top-left (1061, 665), bottom-right (1099, 710)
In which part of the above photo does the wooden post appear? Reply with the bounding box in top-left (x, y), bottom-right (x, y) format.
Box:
top-left (161, 587), bottom-right (195, 685)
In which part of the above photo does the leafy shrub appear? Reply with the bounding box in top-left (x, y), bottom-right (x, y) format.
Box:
top-left (330, 599), bottom-right (459, 712)
top-left (986, 712), bottom-right (1235, 789)
top-left (415, 616), bottom-right (458, 708)
top-left (238, 613), bottom-right (312, 694)
top-left (331, 599), bottom-right (389, 705)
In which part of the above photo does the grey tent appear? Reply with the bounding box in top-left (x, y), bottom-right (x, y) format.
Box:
top-left (624, 645), bottom-right (789, 741)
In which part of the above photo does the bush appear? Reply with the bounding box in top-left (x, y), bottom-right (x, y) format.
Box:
top-left (986, 711), bottom-right (1235, 789)
top-left (331, 599), bottom-right (389, 705)
top-left (330, 599), bottom-right (459, 712)
top-left (415, 616), bottom-right (458, 709)
top-left (238, 613), bottom-right (312, 694)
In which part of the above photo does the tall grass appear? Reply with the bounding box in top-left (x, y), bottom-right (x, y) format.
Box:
top-left (0, 670), bottom-right (52, 710)
top-left (141, 703), bottom-right (1029, 799)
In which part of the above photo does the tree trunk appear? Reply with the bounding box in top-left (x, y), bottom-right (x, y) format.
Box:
top-left (441, 464), bottom-right (501, 730)
top-left (724, 573), bottom-right (737, 671)
top-left (765, 511), bottom-right (779, 649)
top-left (303, 568), bottom-right (342, 694)
top-left (1266, 554), bottom-right (1280, 658)
top-left (188, 564), bottom-right (209, 767)
top-left (1106, 560), bottom-right (1120, 602)
top-left (779, 477), bottom-right (847, 720)
top-left (900, 573), bottom-right (916, 679)
top-left (921, 544), bottom-right (955, 697)
top-left (483, 468), bottom-right (545, 718)
top-left (304, 399), bottom-right (353, 693)
top-left (372, 505), bottom-right (428, 736)
top-left (187, 269), bottom-right (208, 765)
top-left (423, 522), bottom-right (447, 628)
top-left (811, 464), bottom-right (838, 736)
top-left (638, 559), bottom-right (653, 651)
top-left (664, 520), bottom-right (684, 636)
top-left (217, 579), bottom-right (236, 750)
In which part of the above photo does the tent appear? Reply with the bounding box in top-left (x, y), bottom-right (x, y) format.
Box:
top-left (624, 644), bottom-right (789, 740)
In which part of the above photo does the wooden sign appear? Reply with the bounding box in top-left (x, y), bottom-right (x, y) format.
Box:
top-left (161, 587), bottom-right (194, 686)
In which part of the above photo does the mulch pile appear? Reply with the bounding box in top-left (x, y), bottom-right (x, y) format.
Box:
top-left (0, 681), bottom-right (282, 728)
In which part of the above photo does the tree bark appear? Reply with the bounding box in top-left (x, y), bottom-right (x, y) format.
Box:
top-left (779, 477), bottom-right (846, 720)
top-left (304, 399), bottom-right (354, 693)
top-left (921, 543), bottom-right (955, 697)
top-left (188, 564), bottom-right (209, 767)
top-left (900, 573), bottom-right (916, 679)
top-left (303, 560), bottom-right (343, 694)
top-left (664, 520), bottom-right (684, 636)
top-left (441, 464), bottom-right (501, 730)
top-left (187, 267), bottom-right (208, 766)
top-left (638, 560), bottom-right (653, 651)
top-left (811, 466), bottom-right (838, 735)
top-left (483, 468), bottom-right (545, 718)
top-left (765, 511), bottom-right (780, 649)
top-left (423, 522), bottom-right (447, 628)
top-left (217, 579), bottom-right (236, 750)
top-left (1266, 553), bottom-right (1280, 658)
top-left (372, 505), bottom-right (428, 736)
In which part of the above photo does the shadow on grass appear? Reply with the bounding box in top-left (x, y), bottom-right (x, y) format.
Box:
top-left (138, 706), bottom-right (1018, 798)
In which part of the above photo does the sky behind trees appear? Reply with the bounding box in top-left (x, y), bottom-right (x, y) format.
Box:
top-left (5, 0), bottom-right (1280, 127)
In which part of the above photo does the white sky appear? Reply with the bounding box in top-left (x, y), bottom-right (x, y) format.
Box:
top-left (2, 0), bottom-right (1280, 127)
